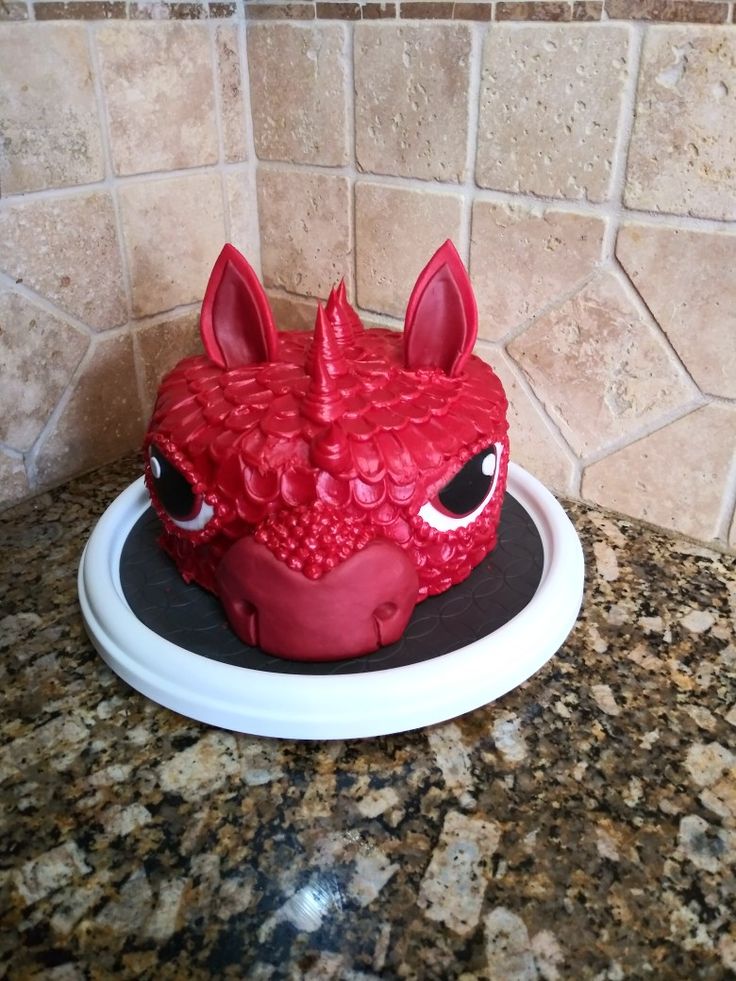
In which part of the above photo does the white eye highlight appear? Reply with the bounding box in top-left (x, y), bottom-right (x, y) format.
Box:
top-left (418, 442), bottom-right (504, 532)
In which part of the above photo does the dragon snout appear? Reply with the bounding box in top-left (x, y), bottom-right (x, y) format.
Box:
top-left (216, 536), bottom-right (419, 662)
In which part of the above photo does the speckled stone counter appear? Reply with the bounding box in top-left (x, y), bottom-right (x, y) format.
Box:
top-left (1, 457), bottom-right (735, 980)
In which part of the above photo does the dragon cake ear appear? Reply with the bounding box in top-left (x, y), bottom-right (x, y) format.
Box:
top-left (200, 244), bottom-right (278, 369)
top-left (403, 240), bottom-right (478, 377)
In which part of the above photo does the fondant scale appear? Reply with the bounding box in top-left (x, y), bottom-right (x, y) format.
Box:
top-left (143, 241), bottom-right (510, 662)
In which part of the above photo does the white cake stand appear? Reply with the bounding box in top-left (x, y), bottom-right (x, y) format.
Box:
top-left (78, 464), bottom-right (584, 739)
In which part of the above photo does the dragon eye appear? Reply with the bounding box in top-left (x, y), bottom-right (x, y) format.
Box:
top-left (148, 445), bottom-right (214, 531)
top-left (418, 443), bottom-right (503, 532)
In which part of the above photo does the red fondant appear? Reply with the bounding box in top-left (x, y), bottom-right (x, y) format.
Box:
top-left (144, 240), bottom-right (510, 662)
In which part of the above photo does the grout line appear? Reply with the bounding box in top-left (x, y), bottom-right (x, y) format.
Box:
top-left (85, 22), bottom-right (150, 436)
top-left (601, 21), bottom-right (643, 260)
top-left (609, 256), bottom-right (704, 397)
top-left (497, 267), bottom-right (598, 347)
top-left (25, 335), bottom-right (100, 489)
top-left (345, 22), bottom-right (357, 301)
top-left (458, 22), bottom-right (484, 267)
top-left (0, 271), bottom-right (95, 338)
top-left (578, 397), bottom-right (704, 470)
top-left (5, 165), bottom-right (735, 238)
top-left (238, 17), bottom-right (264, 275)
top-left (485, 342), bottom-right (583, 496)
top-left (0, 443), bottom-right (25, 461)
top-left (716, 445), bottom-right (736, 542)
top-left (208, 20), bottom-right (233, 241)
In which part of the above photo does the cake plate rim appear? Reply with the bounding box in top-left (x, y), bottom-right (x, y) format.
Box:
top-left (78, 463), bottom-right (584, 739)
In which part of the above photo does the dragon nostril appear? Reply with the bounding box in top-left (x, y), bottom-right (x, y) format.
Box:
top-left (374, 602), bottom-right (398, 622)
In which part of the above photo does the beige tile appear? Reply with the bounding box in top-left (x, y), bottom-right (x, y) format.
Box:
top-left (617, 224), bottom-right (736, 399)
top-left (224, 170), bottom-right (260, 260)
top-left (479, 348), bottom-right (576, 494)
top-left (729, 509), bottom-right (736, 551)
top-left (96, 22), bottom-right (218, 176)
top-left (34, 333), bottom-right (144, 487)
top-left (266, 291), bottom-right (318, 331)
top-left (582, 404), bottom-right (736, 542)
top-left (0, 292), bottom-right (88, 452)
top-left (355, 182), bottom-right (463, 318)
top-left (0, 192), bottom-right (127, 331)
top-left (355, 23), bottom-right (471, 182)
top-left (476, 25), bottom-right (629, 202)
top-left (216, 24), bottom-right (248, 164)
top-left (507, 273), bottom-right (697, 457)
top-left (137, 311), bottom-right (202, 417)
top-left (470, 202), bottom-right (604, 342)
top-left (625, 28), bottom-right (736, 220)
top-left (119, 174), bottom-right (226, 317)
top-left (257, 168), bottom-right (352, 299)
top-left (247, 23), bottom-right (348, 166)
top-left (0, 24), bottom-right (103, 194)
top-left (0, 450), bottom-right (29, 511)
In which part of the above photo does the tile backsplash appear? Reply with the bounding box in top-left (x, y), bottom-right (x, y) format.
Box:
top-left (1, 4), bottom-right (735, 552)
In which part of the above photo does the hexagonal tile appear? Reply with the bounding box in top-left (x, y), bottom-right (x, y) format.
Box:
top-left (478, 347), bottom-right (576, 494)
top-left (617, 223), bottom-right (736, 399)
top-left (34, 333), bottom-right (144, 487)
top-left (507, 273), bottom-right (697, 457)
top-left (470, 202), bottom-right (604, 342)
top-left (0, 292), bottom-right (88, 453)
top-left (583, 404), bottom-right (736, 542)
top-left (0, 192), bottom-right (127, 331)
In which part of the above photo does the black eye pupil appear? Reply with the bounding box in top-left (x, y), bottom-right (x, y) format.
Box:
top-left (438, 446), bottom-right (496, 517)
top-left (150, 446), bottom-right (197, 520)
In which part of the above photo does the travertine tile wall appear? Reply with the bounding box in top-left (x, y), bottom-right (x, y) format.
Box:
top-left (1, 2), bottom-right (735, 554)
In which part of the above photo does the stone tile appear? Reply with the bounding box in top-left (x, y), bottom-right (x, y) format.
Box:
top-left (266, 291), bottom-right (318, 331)
top-left (354, 23), bottom-right (471, 182)
top-left (625, 28), bottom-right (736, 220)
top-left (34, 334), bottom-right (144, 487)
top-left (316, 2), bottom-right (361, 18)
top-left (0, 24), bottom-right (103, 194)
top-left (247, 23), bottom-right (348, 166)
top-left (257, 168), bottom-right (352, 298)
top-left (0, 2), bottom-right (30, 19)
top-left (729, 510), bottom-right (736, 551)
top-left (355, 181), bottom-right (462, 318)
top-left (119, 174), bottom-right (226, 318)
top-left (137, 311), bottom-right (202, 416)
top-left (0, 451), bottom-right (29, 511)
top-left (495, 3), bottom-right (571, 20)
top-left (224, 170), bottom-right (260, 259)
top-left (479, 349), bottom-right (576, 493)
top-left (470, 202), bottom-right (604, 342)
top-left (245, 3), bottom-right (315, 19)
top-left (35, 1), bottom-right (126, 17)
top-left (0, 292), bottom-right (88, 453)
top-left (617, 223), bottom-right (736, 399)
top-left (606, 0), bottom-right (728, 23)
top-left (0, 193), bottom-right (127, 331)
top-left (216, 25), bottom-right (248, 163)
top-left (582, 404), bottom-right (736, 542)
top-left (96, 22), bottom-right (218, 176)
top-left (476, 25), bottom-right (629, 202)
top-left (400, 3), bottom-right (454, 18)
top-left (507, 273), bottom-right (697, 457)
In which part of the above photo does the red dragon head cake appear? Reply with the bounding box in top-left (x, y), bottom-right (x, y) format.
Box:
top-left (144, 240), bottom-right (509, 662)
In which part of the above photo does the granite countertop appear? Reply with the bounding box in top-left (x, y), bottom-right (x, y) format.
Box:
top-left (1, 456), bottom-right (735, 980)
